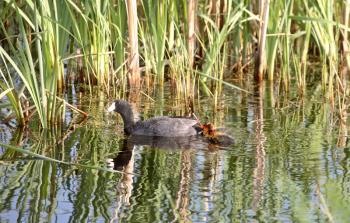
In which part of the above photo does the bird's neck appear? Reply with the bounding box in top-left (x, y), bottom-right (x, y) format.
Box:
top-left (119, 104), bottom-right (140, 135)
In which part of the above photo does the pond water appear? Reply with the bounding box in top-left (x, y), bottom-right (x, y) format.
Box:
top-left (0, 84), bottom-right (350, 222)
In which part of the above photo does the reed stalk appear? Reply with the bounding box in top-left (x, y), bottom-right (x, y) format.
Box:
top-left (188, 0), bottom-right (197, 69)
top-left (127, 0), bottom-right (140, 91)
top-left (342, 0), bottom-right (350, 70)
top-left (255, 0), bottom-right (270, 82)
top-left (187, 0), bottom-right (197, 97)
top-left (299, 21), bottom-right (311, 92)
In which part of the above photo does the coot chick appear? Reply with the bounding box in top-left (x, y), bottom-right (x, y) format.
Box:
top-left (107, 100), bottom-right (202, 137)
top-left (200, 123), bottom-right (235, 146)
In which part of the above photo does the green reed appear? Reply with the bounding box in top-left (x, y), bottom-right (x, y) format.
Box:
top-left (0, 41), bottom-right (25, 125)
top-left (141, 0), bottom-right (168, 83)
top-left (110, 0), bottom-right (128, 94)
top-left (67, 0), bottom-right (113, 88)
top-left (1, 6), bottom-right (47, 128)
top-left (305, 0), bottom-right (338, 99)
top-left (265, 0), bottom-right (293, 82)
top-left (0, 0), bottom-right (73, 127)
top-left (198, 2), bottom-right (244, 96)
top-left (1, 0), bottom-right (350, 127)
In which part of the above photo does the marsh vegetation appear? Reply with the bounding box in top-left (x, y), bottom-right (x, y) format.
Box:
top-left (1, 0), bottom-right (350, 222)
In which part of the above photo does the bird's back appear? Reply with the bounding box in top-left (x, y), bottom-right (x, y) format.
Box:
top-left (132, 116), bottom-right (200, 137)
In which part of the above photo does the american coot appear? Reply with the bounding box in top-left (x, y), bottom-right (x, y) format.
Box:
top-left (107, 100), bottom-right (202, 137)
top-left (107, 100), bottom-right (234, 146)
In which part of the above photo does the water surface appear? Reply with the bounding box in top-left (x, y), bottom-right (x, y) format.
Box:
top-left (0, 87), bottom-right (350, 222)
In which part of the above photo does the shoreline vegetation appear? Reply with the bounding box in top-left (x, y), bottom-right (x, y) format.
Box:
top-left (0, 0), bottom-right (349, 128)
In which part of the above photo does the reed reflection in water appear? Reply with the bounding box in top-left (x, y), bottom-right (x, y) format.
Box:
top-left (1, 90), bottom-right (350, 222)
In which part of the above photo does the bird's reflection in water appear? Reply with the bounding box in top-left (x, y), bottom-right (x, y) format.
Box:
top-left (108, 134), bottom-right (234, 221)
top-left (107, 139), bottom-right (133, 171)
top-left (108, 134), bottom-right (234, 170)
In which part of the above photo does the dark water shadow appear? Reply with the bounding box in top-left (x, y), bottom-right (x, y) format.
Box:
top-left (110, 134), bottom-right (234, 170)
top-left (128, 135), bottom-right (210, 150)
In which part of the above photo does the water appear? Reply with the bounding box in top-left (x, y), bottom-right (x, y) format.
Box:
top-left (1, 86), bottom-right (350, 222)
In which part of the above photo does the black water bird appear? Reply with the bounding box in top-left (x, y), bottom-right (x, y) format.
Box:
top-left (107, 100), bottom-right (202, 137)
top-left (107, 99), bottom-right (234, 146)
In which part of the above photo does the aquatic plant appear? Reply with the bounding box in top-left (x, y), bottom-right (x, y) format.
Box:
top-left (1, 0), bottom-right (350, 127)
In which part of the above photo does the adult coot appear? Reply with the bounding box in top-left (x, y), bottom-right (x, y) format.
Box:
top-left (107, 100), bottom-right (202, 137)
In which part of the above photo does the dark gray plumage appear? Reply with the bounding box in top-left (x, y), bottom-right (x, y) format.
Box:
top-left (107, 100), bottom-right (201, 137)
